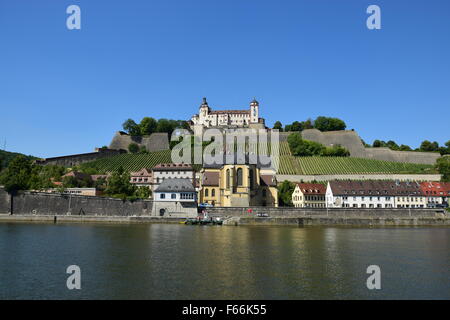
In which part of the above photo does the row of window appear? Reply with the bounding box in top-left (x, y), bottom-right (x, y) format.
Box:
top-left (293, 196), bottom-right (325, 201)
top-left (159, 193), bottom-right (195, 200)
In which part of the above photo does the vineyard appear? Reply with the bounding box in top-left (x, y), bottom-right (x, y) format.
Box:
top-left (79, 141), bottom-right (435, 176)
top-left (79, 150), bottom-right (173, 173)
top-left (277, 155), bottom-right (435, 175)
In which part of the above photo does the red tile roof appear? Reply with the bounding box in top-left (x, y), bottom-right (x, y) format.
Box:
top-left (152, 163), bottom-right (193, 171)
top-left (420, 182), bottom-right (450, 196)
top-left (296, 183), bottom-right (326, 195)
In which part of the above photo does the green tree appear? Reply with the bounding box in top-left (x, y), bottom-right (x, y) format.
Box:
top-left (287, 133), bottom-right (325, 156)
top-left (373, 140), bottom-right (383, 148)
top-left (436, 156), bottom-right (450, 182)
top-left (277, 180), bottom-right (295, 207)
top-left (135, 186), bottom-right (151, 199)
top-left (0, 155), bottom-right (33, 192)
top-left (122, 119), bottom-right (141, 136)
top-left (273, 121), bottom-right (283, 131)
top-left (104, 166), bottom-right (136, 199)
top-left (322, 145), bottom-right (350, 157)
top-left (128, 143), bottom-right (140, 154)
top-left (139, 117), bottom-right (158, 136)
top-left (314, 116), bottom-right (346, 132)
top-left (420, 140), bottom-right (439, 152)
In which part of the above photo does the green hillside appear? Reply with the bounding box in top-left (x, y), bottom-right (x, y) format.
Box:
top-left (277, 155), bottom-right (435, 175)
top-left (79, 146), bottom-right (435, 176)
top-left (0, 149), bottom-right (37, 170)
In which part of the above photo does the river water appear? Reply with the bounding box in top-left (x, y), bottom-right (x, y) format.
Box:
top-left (0, 223), bottom-right (449, 300)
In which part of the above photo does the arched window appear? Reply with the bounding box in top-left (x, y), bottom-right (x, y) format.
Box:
top-left (237, 168), bottom-right (243, 186)
top-left (205, 188), bottom-right (209, 197)
top-left (226, 169), bottom-right (230, 189)
top-left (212, 189), bottom-right (215, 197)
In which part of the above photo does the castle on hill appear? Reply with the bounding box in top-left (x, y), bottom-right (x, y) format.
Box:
top-left (189, 98), bottom-right (266, 134)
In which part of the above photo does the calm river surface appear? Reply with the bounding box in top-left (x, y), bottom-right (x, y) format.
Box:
top-left (0, 223), bottom-right (449, 300)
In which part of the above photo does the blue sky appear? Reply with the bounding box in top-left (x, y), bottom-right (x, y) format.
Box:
top-left (0, 0), bottom-right (449, 158)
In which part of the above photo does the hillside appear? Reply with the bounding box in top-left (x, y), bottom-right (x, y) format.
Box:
top-left (79, 144), bottom-right (435, 176)
top-left (277, 155), bottom-right (435, 175)
top-left (0, 150), bottom-right (36, 170)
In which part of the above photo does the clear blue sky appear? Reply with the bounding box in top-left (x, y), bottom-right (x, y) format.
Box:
top-left (0, 0), bottom-right (449, 158)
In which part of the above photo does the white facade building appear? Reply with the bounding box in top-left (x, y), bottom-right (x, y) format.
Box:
top-left (190, 98), bottom-right (264, 129)
top-left (152, 178), bottom-right (198, 217)
top-left (326, 181), bottom-right (397, 209)
top-left (152, 163), bottom-right (195, 192)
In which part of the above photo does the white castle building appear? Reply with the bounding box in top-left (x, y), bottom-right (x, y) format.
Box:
top-left (190, 98), bottom-right (265, 131)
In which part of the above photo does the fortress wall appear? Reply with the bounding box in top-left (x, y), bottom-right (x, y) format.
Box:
top-left (276, 173), bottom-right (442, 183)
top-left (109, 132), bottom-right (169, 152)
top-left (0, 187), bottom-right (11, 214)
top-left (35, 149), bottom-right (126, 167)
top-left (281, 129), bottom-right (440, 165)
top-left (301, 129), bottom-right (367, 157)
top-left (10, 192), bottom-right (153, 216)
top-left (365, 148), bottom-right (441, 165)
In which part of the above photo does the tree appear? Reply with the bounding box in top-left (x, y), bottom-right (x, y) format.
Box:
top-left (0, 155), bottom-right (33, 192)
top-left (135, 186), bottom-right (151, 199)
top-left (139, 145), bottom-right (148, 154)
top-left (139, 117), bottom-right (157, 136)
top-left (273, 121), bottom-right (283, 131)
top-left (420, 140), bottom-right (439, 152)
top-left (128, 143), bottom-right (139, 154)
top-left (322, 145), bottom-right (350, 157)
top-left (104, 166), bottom-right (136, 199)
top-left (373, 140), bottom-right (383, 148)
top-left (314, 116), bottom-right (346, 132)
top-left (122, 119), bottom-right (141, 136)
top-left (290, 121), bottom-right (303, 132)
top-left (277, 180), bottom-right (295, 207)
top-left (436, 156), bottom-right (450, 182)
top-left (302, 119), bottom-right (313, 130)
top-left (399, 144), bottom-right (412, 151)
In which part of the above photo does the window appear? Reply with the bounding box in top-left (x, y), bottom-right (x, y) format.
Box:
top-left (237, 168), bottom-right (243, 186)
top-left (226, 169), bottom-right (230, 189)
top-left (212, 189), bottom-right (215, 197)
top-left (171, 194), bottom-right (176, 199)
top-left (160, 194), bottom-right (165, 199)
top-left (205, 188), bottom-right (209, 197)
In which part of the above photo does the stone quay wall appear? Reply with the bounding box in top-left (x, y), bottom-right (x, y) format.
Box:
top-left (207, 206), bottom-right (447, 218)
top-left (0, 189), bottom-right (153, 216)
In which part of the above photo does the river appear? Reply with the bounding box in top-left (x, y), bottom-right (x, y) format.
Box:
top-left (0, 223), bottom-right (449, 299)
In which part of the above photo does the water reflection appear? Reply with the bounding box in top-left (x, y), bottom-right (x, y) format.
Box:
top-left (0, 223), bottom-right (449, 299)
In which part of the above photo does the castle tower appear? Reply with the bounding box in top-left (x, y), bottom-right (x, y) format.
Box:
top-left (199, 97), bottom-right (210, 125)
top-left (250, 98), bottom-right (259, 123)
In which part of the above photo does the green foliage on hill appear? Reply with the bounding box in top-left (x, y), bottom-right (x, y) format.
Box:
top-left (436, 156), bottom-right (450, 182)
top-left (287, 133), bottom-right (350, 157)
top-left (0, 150), bottom-right (36, 172)
top-left (0, 155), bottom-right (66, 192)
top-left (122, 117), bottom-right (190, 137)
top-left (280, 116), bottom-right (346, 132)
top-left (79, 150), bottom-right (201, 173)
